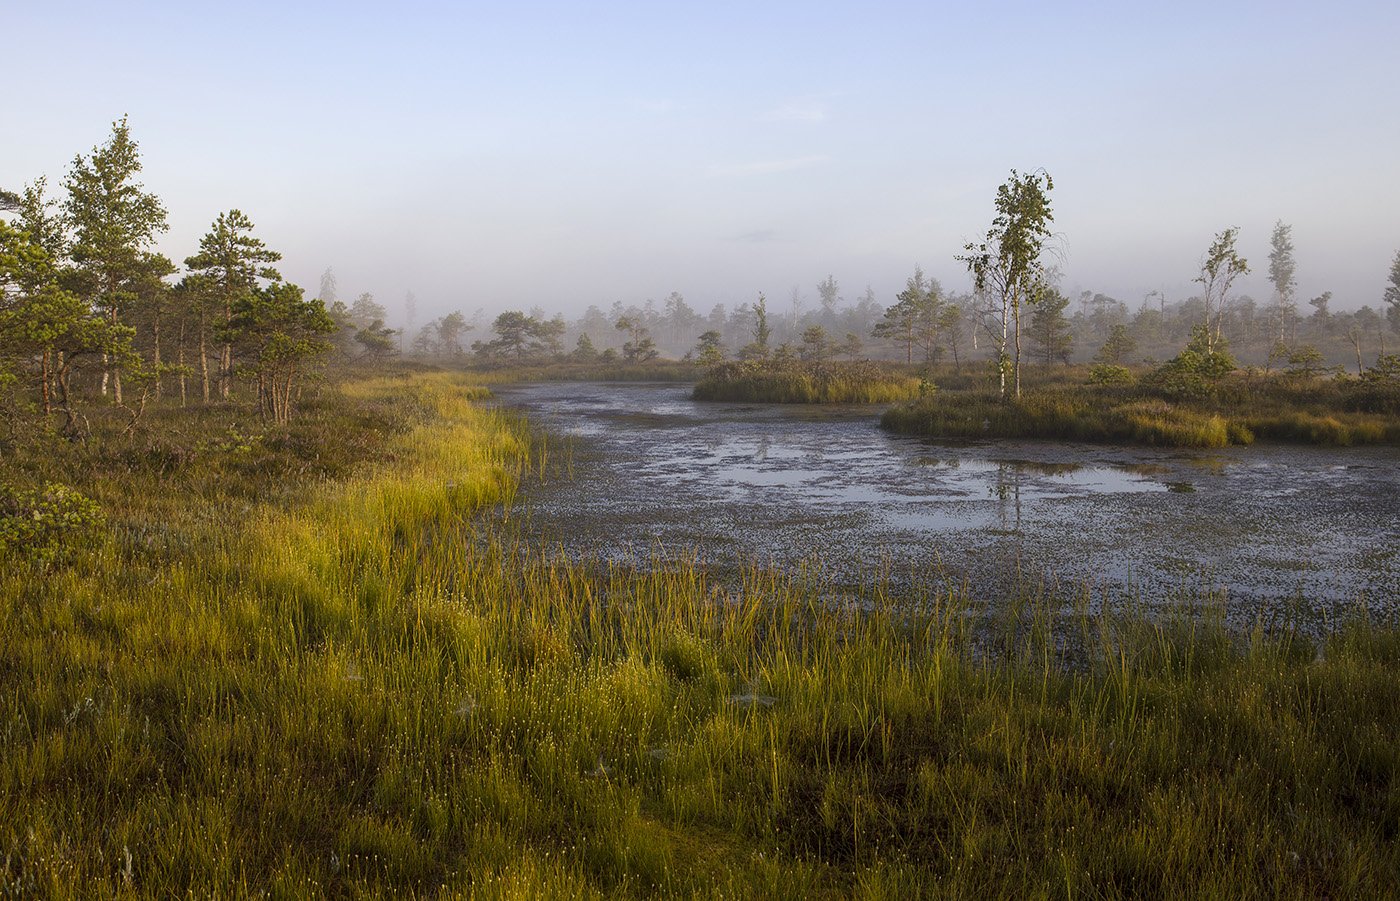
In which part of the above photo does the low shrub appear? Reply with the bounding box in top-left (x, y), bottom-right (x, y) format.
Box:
top-left (1145, 327), bottom-right (1238, 400)
top-left (1088, 363), bottom-right (1134, 386)
top-left (0, 481), bottom-right (106, 567)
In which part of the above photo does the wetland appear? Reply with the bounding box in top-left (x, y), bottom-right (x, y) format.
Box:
top-left (496, 381), bottom-right (1400, 619)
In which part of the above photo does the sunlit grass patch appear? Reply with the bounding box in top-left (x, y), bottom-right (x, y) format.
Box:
top-left (2, 370), bottom-right (1399, 897)
top-left (882, 371), bottom-right (1399, 448)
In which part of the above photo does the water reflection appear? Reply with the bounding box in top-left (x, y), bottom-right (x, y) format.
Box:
top-left (492, 381), bottom-right (1400, 614)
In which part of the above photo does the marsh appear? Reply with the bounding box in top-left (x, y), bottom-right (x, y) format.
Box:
top-left (496, 381), bottom-right (1400, 621)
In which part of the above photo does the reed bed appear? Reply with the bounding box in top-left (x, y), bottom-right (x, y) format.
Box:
top-left (883, 379), bottom-right (1400, 447)
top-left (694, 361), bottom-right (922, 404)
top-left (1, 372), bottom-right (1397, 897)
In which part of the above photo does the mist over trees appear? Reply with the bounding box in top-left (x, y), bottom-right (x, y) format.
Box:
top-left (7, 120), bottom-right (1400, 426)
top-left (403, 253), bottom-right (1400, 379)
top-left (403, 190), bottom-right (1399, 380)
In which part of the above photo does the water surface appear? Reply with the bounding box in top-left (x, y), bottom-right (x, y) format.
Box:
top-left (493, 382), bottom-right (1400, 618)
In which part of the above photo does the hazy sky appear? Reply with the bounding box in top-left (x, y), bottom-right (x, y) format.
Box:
top-left (6, 1), bottom-right (1399, 322)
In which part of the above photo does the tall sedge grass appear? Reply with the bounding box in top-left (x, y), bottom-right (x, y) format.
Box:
top-left (694, 361), bottom-right (921, 404)
top-left (883, 376), bottom-right (1398, 448)
top-left (2, 371), bottom-right (1398, 897)
top-left (465, 360), bottom-right (704, 384)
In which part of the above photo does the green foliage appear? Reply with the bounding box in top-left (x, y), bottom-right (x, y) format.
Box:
top-left (1094, 322), bottom-right (1137, 365)
top-left (957, 169), bottom-right (1055, 396)
top-left (415, 309), bottom-right (472, 357)
top-left (799, 324), bottom-right (830, 361)
top-left (186, 209), bottom-right (286, 401)
top-left (694, 329), bottom-right (724, 365)
top-left (571, 332), bottom-right (599, 362)
top-left (615, 315), bottom-right (659, 362)
top-left (0, 220), bottom-right (134, 429)
top-left (1285, 344), bottom-right (1327, 379)
top-left (184, 209), bottom-right (282, 295)
top-left (1195, 227), bottom-right (1249, 351)
top-left (475, 311), bottom-right (566, 362)
top-left (230, 281), bottom-right (336, 422)
top-left (740, 293), bottom-right (771, 360)
top-left (353, 318), bottom-right (398, 362)
top-left (62, 116), bottom-right (170, 314)
top-left (1363, 354), bottom-right (1400, 382)
top-left (1028, 286), bottom-right (1073, 364)
top-left (1088, 363), bottom-right (1134, 386)
top-left (1385, 249), bottom-right (1400, 333)
top-left (1345, 354), bottom-right (1400, 413)
top-left (0, 481), bottom-right (105, 567)
top-left (1268, 221), bottom-right (1298, 340)
top-left (1147, 326), bottom-right (1238, 399)
top-left (871, 266), bottom-right (943, 364)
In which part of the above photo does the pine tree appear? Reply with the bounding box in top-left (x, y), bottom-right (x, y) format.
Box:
top-left (62, 116), bottom-right (168, 404)
top-left (184, 210), bottom-right (281, 400)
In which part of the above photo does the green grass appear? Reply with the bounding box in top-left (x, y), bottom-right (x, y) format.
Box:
top-left (2, 371), bottom-right (1399, 897)
top-left (469, 359), bottom-right (704, 383)
top-left (882, 367), bottom-right (1400, 448)
top-left (694, 360), bottom-right (923, 404)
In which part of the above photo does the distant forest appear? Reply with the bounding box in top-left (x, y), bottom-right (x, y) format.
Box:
top-left (401, 261), bottom-right (1399, 374)
top-left (6, 118), bottom-right (1400, 441)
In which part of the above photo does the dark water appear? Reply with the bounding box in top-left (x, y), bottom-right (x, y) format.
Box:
top-left (492, 381), bottom-right (1400, 618)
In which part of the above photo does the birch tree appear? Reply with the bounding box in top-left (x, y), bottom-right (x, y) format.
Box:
top-left (1267, 221), bottom-right (1297, 344)
top-left (1195, 227), bottom-right (1249, 353)
top-left (957, 169), bottom-right (1055, 398)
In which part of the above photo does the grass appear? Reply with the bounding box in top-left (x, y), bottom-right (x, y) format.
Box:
top-left (2, 370), bottom-right (1399, 896)
top-left (694, 360), bottom-right (923, 404)
top-left (883, 366), bottom-right (1400, 448)
top-left (467, 359), bottom-right (704, 383)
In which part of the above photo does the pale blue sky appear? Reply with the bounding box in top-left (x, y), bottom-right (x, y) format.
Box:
top-left (5, 0), bottom-right (1398, 319)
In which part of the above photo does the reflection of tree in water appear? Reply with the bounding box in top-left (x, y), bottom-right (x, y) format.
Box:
top-left (992, 462), bottom-right (1023, 535)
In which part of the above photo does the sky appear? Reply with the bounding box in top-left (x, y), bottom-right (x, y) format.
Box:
top-left (5, 0), bottom-right (1399, 323)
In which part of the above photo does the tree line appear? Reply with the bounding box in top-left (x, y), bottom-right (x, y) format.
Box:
top-left (1, 118), bottom-right (348, 437)
top-left (8, 122), bottom-right (1400, 421)
top-left (437, 170), bottom-right (1400, 393)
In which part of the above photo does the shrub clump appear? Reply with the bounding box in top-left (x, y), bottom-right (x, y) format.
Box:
top-left (1145, 326), bottom-right (1237, 400)
top-left (0, 482), bottom-right (106, 567)
top-left (1088, 363), bottom-right (1134, 386)
top-left (1345, 355), bottom-right (1400, 414)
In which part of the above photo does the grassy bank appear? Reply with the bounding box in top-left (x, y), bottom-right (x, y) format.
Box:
top-left (883, 368), bottom-right (1400, 448)
top-left (3, 372), bottom-right (1400, 897)
top-left (694, 360), bottom-right (923, 404)
top-left (466, 359), bottom-right (704, 383)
